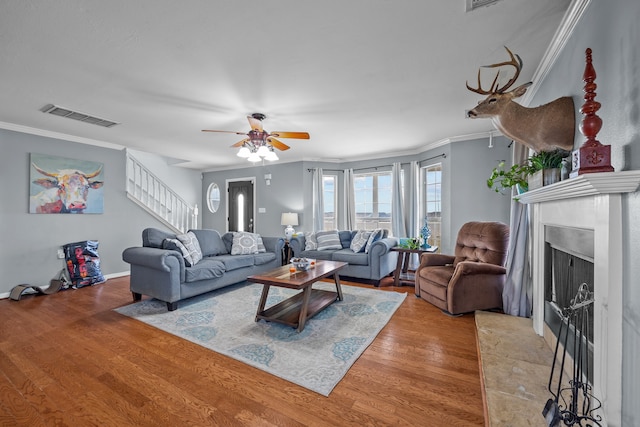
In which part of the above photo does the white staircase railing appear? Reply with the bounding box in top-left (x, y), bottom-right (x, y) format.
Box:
top-left (126, 152), bottom-right (198, 234)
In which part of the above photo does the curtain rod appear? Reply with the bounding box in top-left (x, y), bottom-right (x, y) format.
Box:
top-left (306, 153), bottom-right (445, 173)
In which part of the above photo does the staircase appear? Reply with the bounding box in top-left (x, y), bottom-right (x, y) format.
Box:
top-left (126, 152), bottom-right (198, 234)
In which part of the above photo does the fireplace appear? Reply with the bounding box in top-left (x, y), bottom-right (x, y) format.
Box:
top-left (518, 171), bottom-right (640, 427)
top-left (544, 225), bottom-right (594, 383)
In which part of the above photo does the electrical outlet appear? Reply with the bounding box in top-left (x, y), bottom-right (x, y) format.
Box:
top-left (57, 249), bottom-right (65, 259)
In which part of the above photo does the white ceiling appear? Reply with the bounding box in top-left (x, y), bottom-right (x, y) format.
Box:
top-left (0, 0), bottom-right (571, 170)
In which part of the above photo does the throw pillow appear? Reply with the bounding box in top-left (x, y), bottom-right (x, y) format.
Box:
top-left (350, 230), bottom-right (372, 253)
top-left (304, 231), bottom-right (317, 250)
top-left (316, 230), bottom-right (342, 251)
top-left (231, 232), bottom-right (259, 255)
top-left (365, 228), bottom-right (384, 253)
top-left (164, 238), bottom-right (196, 266)
top-left (256, 234), bottom-right (266, 253)
top-left (176, 231), bottom-right (203, 265)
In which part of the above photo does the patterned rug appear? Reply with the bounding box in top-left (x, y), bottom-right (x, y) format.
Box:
top-left (114, 281), bottom-right (406, 396)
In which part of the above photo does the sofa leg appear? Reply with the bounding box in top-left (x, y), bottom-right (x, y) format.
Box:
top-left (167, 301), bottom-right (178, 311)
top-left (132, 292), bottom-right (142, 302)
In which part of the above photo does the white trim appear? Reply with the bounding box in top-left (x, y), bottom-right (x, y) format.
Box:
top-left (0, 121), bottom-right (124, 150)
top-left (520, 0), bottom-right (592, 106)
top-left (0, 271), bottom-right (130, 300)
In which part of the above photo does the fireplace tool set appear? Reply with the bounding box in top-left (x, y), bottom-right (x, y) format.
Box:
top-left (542, 283), bottom-right (602, 426)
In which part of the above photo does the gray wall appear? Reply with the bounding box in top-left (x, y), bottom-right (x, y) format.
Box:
top-left (528, 0), bottom-right (639, 423)
top-left (0, 129), bottom-right (202, 295)
top-left (202, 137), bottom-right (512, 255)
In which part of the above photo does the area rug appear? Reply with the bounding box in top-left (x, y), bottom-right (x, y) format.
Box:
top-left (114, 282), bottom-right (406, 396)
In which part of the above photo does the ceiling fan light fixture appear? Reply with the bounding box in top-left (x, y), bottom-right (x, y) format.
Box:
top-left (237, 146), bottom-right (251, 158)
top-left (247, 152), bottom-right (262, 162)
top-left (264, 149), bottom-right (279, 161)
top-left (256, 144), bottom-right (270, 157)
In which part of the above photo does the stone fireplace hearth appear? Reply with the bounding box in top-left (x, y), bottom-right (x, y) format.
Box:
top-left (518, 170), bottom-right (640, 426)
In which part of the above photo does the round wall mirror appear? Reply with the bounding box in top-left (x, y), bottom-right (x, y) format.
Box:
top-left (206, 182), bottom-right (221, 213)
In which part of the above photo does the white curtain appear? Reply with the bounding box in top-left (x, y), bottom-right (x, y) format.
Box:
top-left (344, 168), bottom-right (356, 230)
top-left (502, 143), bottom-right (532, 317)
top-left (406, 160), bottom-right (419, 238)
top-left (391, 162), bottom-right (406, 238)
top-left (312, 167), bottom-right (324, 231)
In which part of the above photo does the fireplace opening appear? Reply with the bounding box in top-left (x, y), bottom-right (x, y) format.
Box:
top-left (543, 225), bottom-right (594, 383)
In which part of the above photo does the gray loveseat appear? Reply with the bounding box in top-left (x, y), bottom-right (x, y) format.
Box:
top-left (122, 228), bottom-right (284, 311)
top-left (289, 230), bottom-right (398, 286)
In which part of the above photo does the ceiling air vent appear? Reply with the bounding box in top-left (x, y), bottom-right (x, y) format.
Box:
top-left (41, 104), bottom-right (119, 128)
top-left (466, 0), bottom-right (503, 12)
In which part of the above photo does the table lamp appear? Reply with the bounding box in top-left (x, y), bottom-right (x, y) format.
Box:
top-left (281, 212), bottom-right (298, 241)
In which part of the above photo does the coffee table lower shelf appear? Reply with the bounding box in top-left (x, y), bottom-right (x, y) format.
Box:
top-left (256, 289), bottom-right (338, 330)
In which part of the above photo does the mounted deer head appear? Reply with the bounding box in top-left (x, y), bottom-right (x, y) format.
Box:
top-left (466, 46), bottom-right (575, 153)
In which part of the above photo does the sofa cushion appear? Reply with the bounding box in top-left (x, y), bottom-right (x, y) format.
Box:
top-left (298, 250), bottom-right (334, 261)
top-left (339, 231), bottom-right (353, 249)
top-left (176, 231), bottom-right (203, 266)
top-left (163, 238), bottom-right (197, 266)
top-left (184, 259), bottom-right (226, 283)
top-left (231, 232), bottom-right (259, 255)
top-left (316, 230), bottom-right (342, 251)
top-left (256, 235), bottom-right (267, 253)
top-left (304, 232), bottom-right (317, 250)
top-left (215, 254), bottom-right (255, 271)
top-left (350, 230), bottom-right (371, 253)
top-left (143, 228), bottom-right (175, 248)
top-left (365, 228), bottom-right (384, 253)
top-left (331, 249), bottom-right (369, 266)
top-left (189, 229), bottom-right (228, 256)
top-left (253, 252), bottom-right (276, 265)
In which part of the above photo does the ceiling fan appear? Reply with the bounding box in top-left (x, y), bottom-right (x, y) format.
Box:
top-left (202, 113), bottom-right (310, 162)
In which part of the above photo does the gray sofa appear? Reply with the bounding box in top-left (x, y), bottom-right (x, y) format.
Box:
top-left (122, 228), bottom-right (285, 311)
top-left (289, 230), bottom-right (398, 285)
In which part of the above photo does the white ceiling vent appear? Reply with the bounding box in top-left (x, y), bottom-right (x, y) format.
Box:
top-left (41, 104), bottom-right (119, 128)
top-left (466, 0), bottom-right (503, 12)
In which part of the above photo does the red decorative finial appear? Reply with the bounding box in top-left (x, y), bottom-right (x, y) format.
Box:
top-left (570, 48), bottom-right (613, 177)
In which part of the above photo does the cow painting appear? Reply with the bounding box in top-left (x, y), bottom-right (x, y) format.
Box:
top-left (29, 154), bottom-right (104, 214)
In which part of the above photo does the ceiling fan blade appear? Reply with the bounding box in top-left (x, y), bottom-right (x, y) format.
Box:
top-left (247, 116), bottom-right (264, 132)
top-left (202, 129), bottom-right (247, 135)
top-left (270, 131), bottom-right (310, 139)
top-left (231, 138), bottom-right (250, 148)
top-left (267, 137), bottom-right (290, 151)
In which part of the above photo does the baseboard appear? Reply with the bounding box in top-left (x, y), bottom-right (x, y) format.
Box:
top-left (0, 271), bottom-right (130, 300)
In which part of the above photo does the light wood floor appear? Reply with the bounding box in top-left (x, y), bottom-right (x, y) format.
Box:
top-left (0, 276), bottom-right (484, 426)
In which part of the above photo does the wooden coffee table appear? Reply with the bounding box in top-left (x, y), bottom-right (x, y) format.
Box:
top-left (248, 260), bottom-right (347, 332)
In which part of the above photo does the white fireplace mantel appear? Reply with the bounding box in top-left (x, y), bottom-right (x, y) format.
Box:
top-left (519, 170), bottom-right (640, 427)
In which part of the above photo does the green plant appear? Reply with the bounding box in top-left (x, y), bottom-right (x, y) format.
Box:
top-left (487, 161), bottom-right (533, 193)
top-left (528, 149), bottom-right (567, 171)
top-left (399, 237), bottom-right (421, 250)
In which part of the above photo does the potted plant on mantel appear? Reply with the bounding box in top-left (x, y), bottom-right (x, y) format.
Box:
top-left (487, 149), bottom-right (570, 195)
top-left (526, 149), bottom-right (568, 190)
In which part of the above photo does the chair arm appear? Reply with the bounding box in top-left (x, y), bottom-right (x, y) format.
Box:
top-left (122, 246), bottom-right (186, 283)
top-left (454, 260), bottom-right (506, 276)
top-left (261, 236), bottom-right (286, 264)
top-left (289, 235), bottom-right (305, 257)
top-left (418, 253), bottom-right (455, 268)
top-left (368, 237), bottom-right (398, 257)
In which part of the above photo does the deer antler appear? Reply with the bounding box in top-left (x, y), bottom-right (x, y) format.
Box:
top-left (466, 46), bottom-right (523, 95)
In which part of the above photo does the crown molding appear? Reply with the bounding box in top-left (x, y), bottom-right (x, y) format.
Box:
top-left (521, 0), bottom-right (592, 106)
top-left (0, 121), bottom-right (124, 150)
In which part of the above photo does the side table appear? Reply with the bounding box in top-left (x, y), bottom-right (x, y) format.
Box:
top-left (282, 240), bottom-right (293, 265)
top-left (390, 246), bottom-right (438, 287)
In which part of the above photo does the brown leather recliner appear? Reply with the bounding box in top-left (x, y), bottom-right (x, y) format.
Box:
top-left (415, 221), bottom-right (510, 315)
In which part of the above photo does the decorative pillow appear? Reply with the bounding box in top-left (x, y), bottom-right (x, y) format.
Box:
top-left (316, 230), bottom-right (342, 251)
top-left (231, 232), bottom-right (259, 255)
top-left (365, 228), bottom-right (384, 253)
top-left (256, 235), bottom-right (266, 253)
top-left (164, 238), bottom-right (196, 266)
top-left (350, 230), bottom-right (372, 253)
top-left (176, 231), bottom-right (203, 266)
top-left (304, 232), bottom-right (317, 250)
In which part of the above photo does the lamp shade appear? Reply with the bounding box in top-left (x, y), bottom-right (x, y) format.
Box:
top-left (280, 212), bottom-right (298, 226)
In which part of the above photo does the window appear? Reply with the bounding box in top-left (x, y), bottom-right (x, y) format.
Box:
top-left (421, 163), bottom-right (442, 249)
top-left (354, 171), bottom-right (392, 231)
top-left (323, 175), bottom-right (337, 230)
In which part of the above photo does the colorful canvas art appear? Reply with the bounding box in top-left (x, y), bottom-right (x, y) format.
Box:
top-left (29, 153), bottom-right (104, 214)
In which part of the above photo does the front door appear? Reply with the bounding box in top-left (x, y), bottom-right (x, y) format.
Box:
top-left (228, 180), bottom-right (254, 232)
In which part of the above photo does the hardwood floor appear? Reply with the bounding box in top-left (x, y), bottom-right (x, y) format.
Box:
top-left (0, 276), bottom-right (484, 426)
